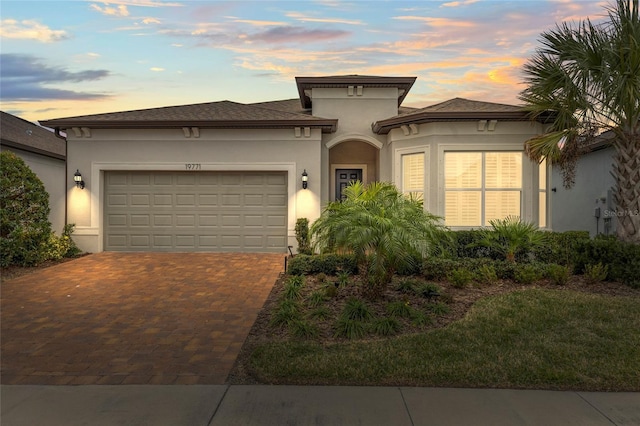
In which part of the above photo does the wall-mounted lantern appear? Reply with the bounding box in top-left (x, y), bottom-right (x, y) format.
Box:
top-left (301, 169), bottom-right (308, 189)
top-left (74, 169), bottom-right (85, 189)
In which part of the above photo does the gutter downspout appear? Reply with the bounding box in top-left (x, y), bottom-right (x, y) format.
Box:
top-left (52, 127), bottom-right (68, 228)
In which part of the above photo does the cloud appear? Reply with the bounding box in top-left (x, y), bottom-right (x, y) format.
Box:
top-left (286, 12), bottom-right (363, 26)
top-left (142, 17), bottom-right (161, 24)
top-left (90, 0), bottom-right (183, 8)
top-left (229, 18), bottom-right (287, 27)
top-left (0, 54), bottom-right (111, 101)
top-left (90, 3), bottom-right (130, 17)
top-left (392, 16), bottom-right (476, 28)
top-left (244, 26), bottom-right (350, 44)
top-left (150, 67), bottom-right (165, 72)
top-left (0, 19), bottom-right (70, 42)
top-left (441, 0), bottom-right (479, 7)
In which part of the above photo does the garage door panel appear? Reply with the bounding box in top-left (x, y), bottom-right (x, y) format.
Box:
top-left (154, 215), bottom-right (173, 226)
top-left (153, 194), bottom-right (172, 206)
top-left (199, 215), bottom-right (218, 226)
top-left (176, 194), bottom-right (196, 206)
top-left (131, 174), bottom-right (151, 185)
top-left (176, 215), bottom-right (195, 226)
top-left (131, 215), bottom-right (150, 226)
top-left (104, 171), bottom-right (287, 252)
top-left (130, 235), bottom-right (151, 247)
top-left (199, 194), bottom-right (218, 205)
top-left (108, 194), bottom-right (128, 206)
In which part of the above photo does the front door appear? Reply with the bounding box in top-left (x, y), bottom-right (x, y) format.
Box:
top-left (335, 169), bottom-right (363, 201)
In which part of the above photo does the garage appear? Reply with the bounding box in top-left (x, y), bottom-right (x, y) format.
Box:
top-left (104, 171), bottom-right (288, 252)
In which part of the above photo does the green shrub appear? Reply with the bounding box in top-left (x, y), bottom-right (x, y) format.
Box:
top-left (574, 236), bottom-right (640, 287)
top-left (395, 278), bottom-right (420, 294)
top-left (307, 290), bottom-right (327, 308)
top-left (341, 297), bottom-right (373, 321)
top-left (270, 299), bottom-right (301, 327)
top-left (295, 218), bottom-right (312, 255)
top-left (1, 151), bottom-right (52, 267)
top-left (325, 283), bottom-right (339, 298)
top-left (291, 320), bottom-right (319, 339)
top-left (422, 257), bottom-right (459, 280)
top-left (448, 268), bottom-right (473, 288)
top-left (547, 264), bottom-right (571, 286)
top-left (493, 260), bottom-right (518, 280)
top-left (415, 282), bottom-right (441, 299)
top-left (474, 263), bottom-right (498, 285)
top-left (514, 264), bottom-right (545, 284)
top-left (286, 254), bottom-right (358, 276)
top-left (309, 306), bottom-right (331, 320)
top-left (474, 216), bottom-right (547, 262)
top-left (334, 318), bottom-right (367, 339)
top-left (336, 271), bottom-right (351, 287)
top-left (429, 302), bottom-right (451, 315)
top-left (371, 317), bottom-right (401, 336)
top-left (453, 230), bottom-right (502, 259)
top-left (532, 231), bottom-right (590, 265)
top-left (584, 262), bottom-right (609, 284)
top-left (43, 224), bottom-right (81, 261)
top-left (283, 275), bottom-right (305, 300)
top-left (386, 300), bottom-right (413, 318)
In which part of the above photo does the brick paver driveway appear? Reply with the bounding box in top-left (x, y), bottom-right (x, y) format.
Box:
top-left (1, 252), bottom-right (283, 385)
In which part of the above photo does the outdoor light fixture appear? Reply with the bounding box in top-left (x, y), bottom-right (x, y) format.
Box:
top-left (301, 169), bottom-right (308, 189)
top-left (74, 169), bottom-right (85, 189)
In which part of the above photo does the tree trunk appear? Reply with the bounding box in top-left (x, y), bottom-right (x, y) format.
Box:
top-left (612, 133), bottom-right (640, 243)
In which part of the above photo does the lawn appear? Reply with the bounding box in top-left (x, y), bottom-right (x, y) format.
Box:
top-left (232, 276), bottom-right (640, 391)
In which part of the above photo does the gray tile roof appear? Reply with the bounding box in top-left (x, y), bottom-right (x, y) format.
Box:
top-left (1, 111), bottom-right (65, 159)
top-left (372, 98), bottom-right (536, 134)
top-left (39, 100), bottom-right (337, 132)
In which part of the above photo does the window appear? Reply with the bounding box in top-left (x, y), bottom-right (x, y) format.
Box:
top-left (402, 152), bottom-right (425, 199)
top-left (445, 152), bottom-right (522, 227)
top-left (539, 158), bottom-right (547, 228)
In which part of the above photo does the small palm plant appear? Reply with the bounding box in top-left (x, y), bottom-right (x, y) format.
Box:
top-left (477, 216), bottom-right (547, 263)
top-left (311, 181), bottom-right (447, 299)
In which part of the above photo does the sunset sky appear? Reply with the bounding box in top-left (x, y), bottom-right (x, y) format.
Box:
top-left (1, 0), bottom-right (609, 124)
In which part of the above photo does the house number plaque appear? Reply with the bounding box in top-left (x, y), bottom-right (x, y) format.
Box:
top-left (185, 163), bottom-right (202, 170)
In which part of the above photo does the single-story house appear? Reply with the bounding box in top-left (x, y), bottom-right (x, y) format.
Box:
top-left (551, 131), bottom-right (617, 237)
top-left (1, 111), bottom-right (67, 234)
top-left (40, 75), bottom-right (550, 254)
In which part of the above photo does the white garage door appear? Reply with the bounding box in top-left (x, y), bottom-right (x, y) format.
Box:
top-left (104, 171), bottom-right (287, 252)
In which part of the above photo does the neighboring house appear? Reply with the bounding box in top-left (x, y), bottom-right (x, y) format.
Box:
top-left (1, 111), bottom-right (67, 234)
top-left (551, 131), bottom-right (617, 237)
top-left (40, 75), bottom-right (549, 254)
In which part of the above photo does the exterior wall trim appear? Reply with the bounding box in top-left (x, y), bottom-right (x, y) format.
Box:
top-left (325, 132), bottom-right (383, 149)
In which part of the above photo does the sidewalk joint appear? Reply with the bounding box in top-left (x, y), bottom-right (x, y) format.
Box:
top-left (398, 387), bottom-right (415, 426)
top-left (207, 384), bottom-right (230, 425)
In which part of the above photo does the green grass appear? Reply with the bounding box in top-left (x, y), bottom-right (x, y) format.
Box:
top-left (251, 289), bottom-right (640, 390)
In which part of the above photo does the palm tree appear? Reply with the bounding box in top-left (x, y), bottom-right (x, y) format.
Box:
top-left (519, 0), bottom-right (640, 243)
top-left (310, 181), bottom-right (447, 299)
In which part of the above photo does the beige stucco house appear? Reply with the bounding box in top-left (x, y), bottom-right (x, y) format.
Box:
top-left (40, 75), bottom-right (550, 254)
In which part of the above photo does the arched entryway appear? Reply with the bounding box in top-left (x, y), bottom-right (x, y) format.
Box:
top-left (329, 140), bottom-right (379, 201)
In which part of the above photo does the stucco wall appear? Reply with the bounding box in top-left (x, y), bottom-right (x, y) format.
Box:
top-left (66, 127), bottom-right (322, 253)
top-left (1, 146), bottom-right (66, 234)
top-left (551, 146), bottom-right (617, 236)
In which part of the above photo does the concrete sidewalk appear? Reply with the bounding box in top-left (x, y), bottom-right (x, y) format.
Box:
top-left (2, 385), bottom-right (639, 426)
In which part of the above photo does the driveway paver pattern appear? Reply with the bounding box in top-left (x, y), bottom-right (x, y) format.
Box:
top-left (1, 252), bottom-right (283, 385)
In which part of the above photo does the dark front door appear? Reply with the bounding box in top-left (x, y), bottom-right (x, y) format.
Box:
top-left (335, 169), bottom-right (363, 201)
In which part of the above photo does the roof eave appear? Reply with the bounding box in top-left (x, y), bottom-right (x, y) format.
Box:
top-left (39, 119), bottom-right (338, 133)
top-left (372, 111), bottom-right (539, 134)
